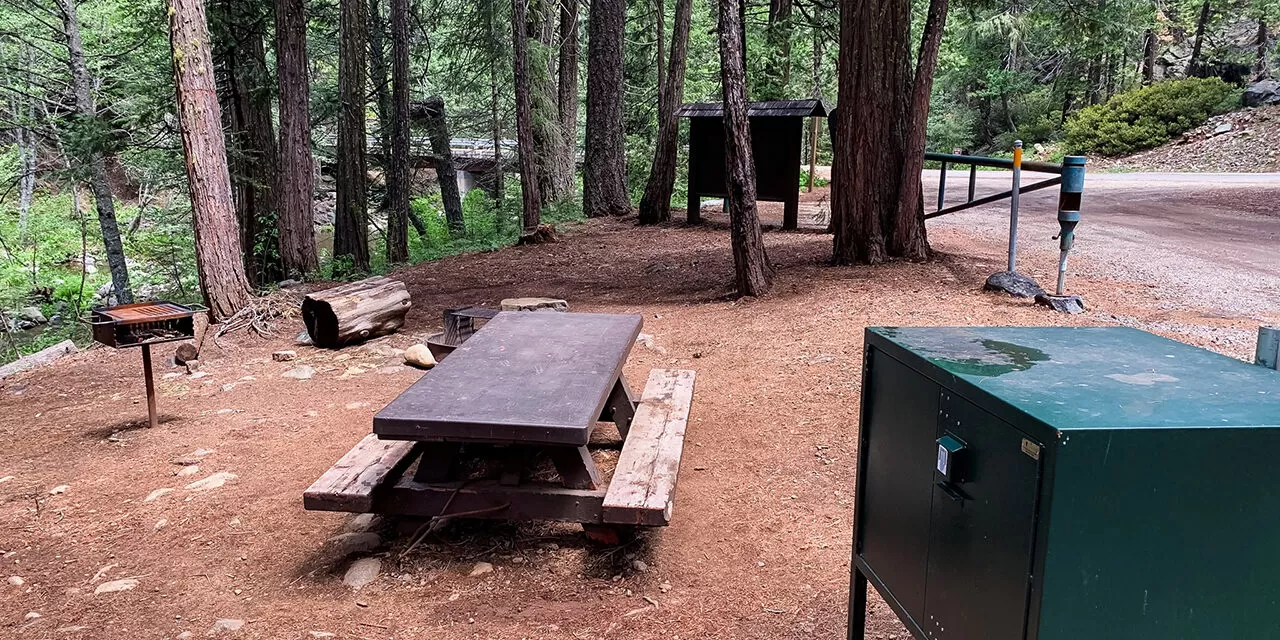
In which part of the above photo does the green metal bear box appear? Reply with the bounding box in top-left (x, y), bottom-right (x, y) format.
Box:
top-left (849, 326), bottom-right (1280, 640)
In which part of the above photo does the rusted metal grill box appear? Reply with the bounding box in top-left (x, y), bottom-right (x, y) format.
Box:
top-left (850, 326), bottom-right (1280, 640)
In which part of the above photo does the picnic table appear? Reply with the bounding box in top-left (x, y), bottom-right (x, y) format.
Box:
top-left (304, 311), bottom-right (697, 539)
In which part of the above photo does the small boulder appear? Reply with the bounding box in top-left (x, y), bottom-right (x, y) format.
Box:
top-left (326, 531), bottom-right (382, 556)
top-left (185, 471), bottom-right (237, 491)
top-left (500, 297), bottom-right (569, 312)
top-left (271, 350), bottom-right (297, 362)
top-left (186, 360), bottom-right (201, 374)
top-left (8, 576), bottom-right (24, 586)
top-left (94, 578), bottom-right (139, 595)
top-left (342, 557), bottom-right (382, 589)
top-left (403, 344), bottom-right (437, 370)
top-left (17, 307), bottom-right (46, 324)
top-left (173, 342), bottom-right (199, 365)
top-left (207, 619), bottom-right (245, 635)
top-left (282, 365), bottom-right (316, 380)
top-left (1212, 122), bottom-right (1233, 135)
top-left (1243, 79), bottom-right (1280, 107)
top-left (469, 561), bottom-right (494, 577)
top-left (1035, 293), bottom-right (1086, 314)
top-left (983, 271), bottom-right (1045, 299)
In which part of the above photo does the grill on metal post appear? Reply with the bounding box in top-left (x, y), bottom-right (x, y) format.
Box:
top-left (84, 301), bottom-right (204, 428)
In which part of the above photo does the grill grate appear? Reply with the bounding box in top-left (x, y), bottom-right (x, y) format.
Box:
top-left (88, 301), bottom-right (201, 348)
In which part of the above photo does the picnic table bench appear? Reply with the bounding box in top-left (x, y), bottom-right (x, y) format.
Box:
top-left (304, 311), bottom-right (696, 538)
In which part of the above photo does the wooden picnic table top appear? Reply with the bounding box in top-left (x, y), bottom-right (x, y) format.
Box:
top-left (373, 311), bottom-right (644, 446)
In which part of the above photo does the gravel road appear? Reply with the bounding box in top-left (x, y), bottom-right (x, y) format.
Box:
top-left (925, 171), bottom-right (1280, 319)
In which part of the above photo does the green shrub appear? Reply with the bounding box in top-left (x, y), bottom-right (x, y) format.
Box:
top-left (1064, 78), bottom-right (1239, 156)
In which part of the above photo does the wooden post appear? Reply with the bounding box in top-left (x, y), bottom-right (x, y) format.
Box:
top-left (142, 343), bottom-right (157, 429)
top-left (807, 116), bottom-right (819, 192)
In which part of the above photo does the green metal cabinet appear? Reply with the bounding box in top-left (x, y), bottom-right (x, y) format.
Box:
top-left (849, 326), bottom-right (1280, 640)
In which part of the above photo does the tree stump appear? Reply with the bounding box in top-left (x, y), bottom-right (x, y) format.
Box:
top-left (302, 276), bottom-right (412, 348)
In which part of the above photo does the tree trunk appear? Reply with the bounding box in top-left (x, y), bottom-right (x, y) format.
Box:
top-left (1255, 19), bottom-right (1270, 81)
top-left (214, 2), bottom-right (281, 285)
top-left (336, 0), bottom-right (371, 272)
top-left (530, 0), bottom-right (569, 206)
top-left (16, 85), bottom-right (35, 242)
top-left (655, 0), bottom-right (665, 98)
top-left (718, 0), bottom-right (773, 297)
top-left (55, 0), bottom-right (133, 304)
top-left (168, 0), bottom-right (254, 320)
top-left (557, 0), bottom-right (579, 190)
top-left (892, 0), bottom-right (946, 261)
top-left (386, 0), bottom-right (411, 263)
top-left (418, 96), bottom-right (465, 232)
top-left (1188, 0), bottom-right (1211, 76)
top-left (830, 0), bottom-right (911, 265)
top-left (583, 0), bottom-right (629, 217)
top-left (1142, 28), bottom-right (1157, 84)
top-left (275, 0), bottom-right (319, 277)
top-left (761, 0), bottom-right (792, 99)
top-left (513, 0), bottom-right (543, 236)
top-left (302, 276), bottom-right (412, 348)
top-left (637, 0), bottom-right (691, 224)
top-left (490, 0), bottom-right (505, 205)
top-left (369, 0), bottom-right (393, 201)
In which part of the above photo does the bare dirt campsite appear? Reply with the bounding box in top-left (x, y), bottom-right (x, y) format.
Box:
top-left (3, 181), bottom-right (1279, 639)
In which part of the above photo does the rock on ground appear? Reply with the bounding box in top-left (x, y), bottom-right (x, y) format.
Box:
top-left (144, 488), bottom-right (173, 502)
top-left (207, 619), bottom-right (245, 635)
top-left (469, 562), bottom-right (494, 577)
top-left (1035, 293), bottom-right (1087, 314)
top-left (984, 271), bottom-right (1045, 298)
top-left (184, 472), bottom-right (237, 491)
top-left (342, 557), bottom-right (382, 589)
top-left (1244, 79), bottom-right (1280, 107)
top-left (94, 578), bottom-right (139, 594)
top-left (326, 531), bottom-right (382, 557)
top-left (403, 344), bottom-right (437, 369)
top-left (281, 365), bottom-right (316, 380)
top-left (272, 350), bottom-right (297, 362)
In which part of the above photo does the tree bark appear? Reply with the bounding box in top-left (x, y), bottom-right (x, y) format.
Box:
top-left (830, 0), bottom-right (911, 265)
top-left (513, 0), bottom-right (543, 236)
top-left (168, 0), bottom-right (254, 320)
top-left (637, 0), bottom-right (691, 224)
top-left (369, 0), bottom-right (393, 199)
top-left (55, 0), bottom-right (133, 304)
top-left (1141, 28), bottom-right (1157, 84)
top-left (275, 0), bottom-right (319, 277)
top-left (583, 0), bottom-right (629, 217)
top-left (718, 0), bottom-right (773, 297)
top-left (386, 0), bottom-right (411, 263)
top-left (557, 0), bottom-right (580, 194)
top-left (892, 0), bottom-right (945, 261)
top-left (1188, 0), bottom-right (1211, 76)
top-left (655, 0), bottom-right (665, 98)
top-left (490, 0), bottom-right (505, 205)
top-left (336, 0), bottom-right (371, 272)
top-left (529, 0), bottom-right (570, 206)
top-left (1255, 19), bottom-right (1270, 81)
top-left (761, 0), bottom-right (793, 99)
top-left (213, 1), bottom-right (280, 285)
top-left (417, 96), bottom-right (465, 232)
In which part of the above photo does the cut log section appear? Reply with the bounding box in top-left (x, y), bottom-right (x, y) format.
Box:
top-left (302, 276), bottom-right (412, 348)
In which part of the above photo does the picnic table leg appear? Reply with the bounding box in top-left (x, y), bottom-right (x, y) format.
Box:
top-left (599, 374), bottom-right (637, 439)
top-left (412, 442), bottom-right (461, 483)
top-left (549, 446), bottom-right (602, 490)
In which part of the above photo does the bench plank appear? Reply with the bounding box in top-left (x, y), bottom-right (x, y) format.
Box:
top-left (603, 369), bottom-right (696, 526)
top-left (303, 434), bottom-right (420, 512)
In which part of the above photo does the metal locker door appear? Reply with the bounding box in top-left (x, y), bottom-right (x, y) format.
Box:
top-left (922, 393), bottom-right (1042, 640)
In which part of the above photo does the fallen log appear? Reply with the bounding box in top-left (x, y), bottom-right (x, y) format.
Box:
top-left (0, 339), bottom-right (78, 379)
top-left (302, 276), bottom-right (412, 348)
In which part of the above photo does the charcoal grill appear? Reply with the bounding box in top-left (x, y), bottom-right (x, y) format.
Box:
top-left (84, 301), bottom-right (204, 428)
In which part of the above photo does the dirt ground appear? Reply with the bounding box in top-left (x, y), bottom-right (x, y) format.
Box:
top-left (3, 183), bottom-right (1278, 639)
